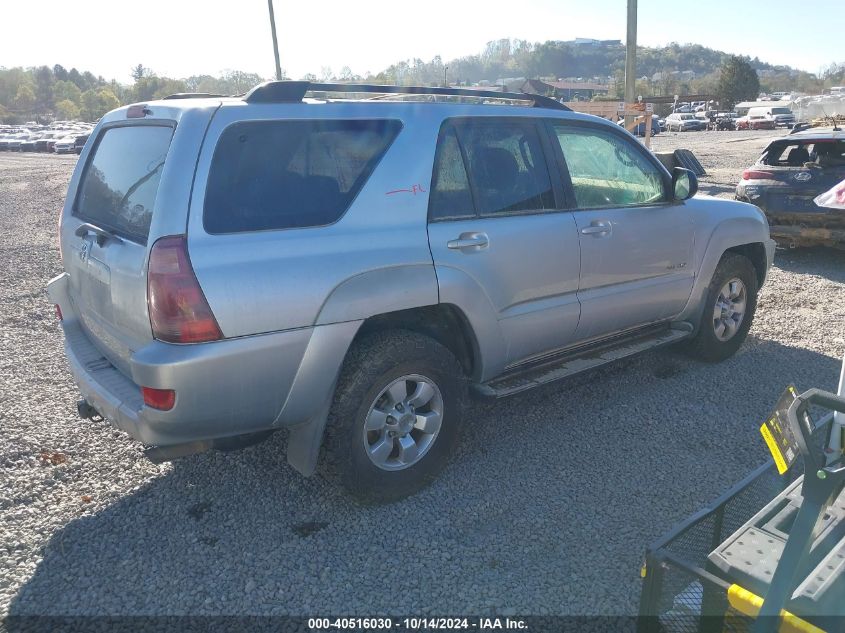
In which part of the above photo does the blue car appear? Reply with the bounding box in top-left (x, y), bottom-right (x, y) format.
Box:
top-left (617, 117), bottom-right (660, 137)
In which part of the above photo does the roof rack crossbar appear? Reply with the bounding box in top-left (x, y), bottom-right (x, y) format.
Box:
top-left (162, 92), bottom-right (229, 100)
top-left (242, 81), bottom-right (570, 111)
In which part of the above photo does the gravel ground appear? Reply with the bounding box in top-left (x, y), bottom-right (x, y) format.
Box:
top-left (1, 138), bottom-right (844, 622)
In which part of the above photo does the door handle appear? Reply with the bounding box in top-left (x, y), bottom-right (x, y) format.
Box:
top-left (580, 221), bottom-right (612, 237)
top-left (75, 222), bottom-right (123, 246)
top-left (447, 232), bottom-right (489, 251)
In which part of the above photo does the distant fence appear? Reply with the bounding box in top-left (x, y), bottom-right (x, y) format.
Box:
top-left (562, 101), bottom-right (621, 120)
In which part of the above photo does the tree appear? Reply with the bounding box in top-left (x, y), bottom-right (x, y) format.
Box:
top-left (54, 80), bottom-right (82, 105)
top-left (716, 56), bottom-right (760, 109)
top-left (14, 84), bottom-right (36, 111)
top-left (53, 64), bottom-right (68, 82)
top-left (67, 68), bottom-right (84, 90)
top-left (96, 88), bottom-right (120, 114)
top-left (55, 99), bottom-right (80, 120)
top-left (131, 64), bottom-right (148, 82)
top-left (34, 66), bottom-right (55, 112)
top-left (80, 88), bottom-right (119, 121)
top-left (152, 78), bottom-right (188, 99)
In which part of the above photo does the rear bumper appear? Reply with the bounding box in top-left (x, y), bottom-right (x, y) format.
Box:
top-left (47, 272), bottom-right (315, 447)
top-left (769, 224), bottom-right (845, 247)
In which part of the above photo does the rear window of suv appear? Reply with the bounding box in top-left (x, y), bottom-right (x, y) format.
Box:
top-left (204, 119), bottom-right (401, 233)
top-left (74, 124), bottom-right (174, 243)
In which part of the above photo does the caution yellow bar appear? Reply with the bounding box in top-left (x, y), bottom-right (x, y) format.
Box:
top-left (727, 584), bottom-right (825, 633)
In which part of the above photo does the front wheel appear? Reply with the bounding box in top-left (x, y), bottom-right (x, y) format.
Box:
top-left (686, 253), bottom-right (759, 363)
top-left (323, 330), bottom-right (466, 503)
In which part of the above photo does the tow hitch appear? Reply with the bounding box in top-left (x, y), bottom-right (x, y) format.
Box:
top-left (76, 399), bottom-right (102, 421)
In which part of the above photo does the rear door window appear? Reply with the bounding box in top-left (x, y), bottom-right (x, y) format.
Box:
top-left (204, 119), bottom-right (401, 233)
top-left (74, 125), bottom-right (174, 243)
top-left (428, 126), bottom-right (475, 221)
top-left (455, 120), bottom-right (554, 216)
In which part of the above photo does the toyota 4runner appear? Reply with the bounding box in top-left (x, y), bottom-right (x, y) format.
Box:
top-left (47, 82), bottom-right (776, 502)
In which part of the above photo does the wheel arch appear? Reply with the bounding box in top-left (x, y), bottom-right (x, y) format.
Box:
top-left (725, 242), bottom-right (767, 288)
top-left (678, 211), bottom-right (771, 331)
top-left (355, 304), bottom-right (481, 381)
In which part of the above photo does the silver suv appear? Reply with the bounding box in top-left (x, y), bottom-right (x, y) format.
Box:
top-left (48, 82), bottom-right (776, 502)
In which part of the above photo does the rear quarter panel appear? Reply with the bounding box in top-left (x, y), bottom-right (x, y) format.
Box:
top-left (186, 103), bottom-right (444, 338)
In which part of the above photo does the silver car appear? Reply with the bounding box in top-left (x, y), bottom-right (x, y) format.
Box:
top-left (48, 82), bottom-right (775, 501)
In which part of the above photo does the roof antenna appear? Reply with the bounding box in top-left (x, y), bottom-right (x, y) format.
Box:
top-left (267, 0), bottom-right (283, 81)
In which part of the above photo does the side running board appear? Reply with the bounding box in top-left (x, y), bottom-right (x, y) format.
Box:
top-left (473, 325), bottom-right (691, 399)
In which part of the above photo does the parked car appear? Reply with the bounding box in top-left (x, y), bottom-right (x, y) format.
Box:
top-left (48, 82), bottom-right (775, 501)
top-left (54, 136), bottom-right (77, 154)
top-left (748, 105), bottom-right (795, 128)
top-left (665, 112), bottom-right (707, 132)
top-left (736, 114), bottom-right (776, 130)
top-left (712, 113), bottom-right (738, 131)
top-left (617, 116), bottom-right (660, 137)
top-left (73, 133), bottom-right (90, 154)
top-left (19, 137), bottom-right (39, 152)
top-left (735, 130), bottom-right (845, 248)
top-left (4, 133), bottom-right (32, 151)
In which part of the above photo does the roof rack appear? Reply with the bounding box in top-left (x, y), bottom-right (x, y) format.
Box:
top-left (241, 81), bottom-right (571, 111)
top-left (162, 92), bottom-right (229, 100)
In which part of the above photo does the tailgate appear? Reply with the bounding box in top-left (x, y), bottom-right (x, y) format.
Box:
top-left (763, 166), bottom-right (845, 215)
top-left (59, 104), bottom-right (217, 375)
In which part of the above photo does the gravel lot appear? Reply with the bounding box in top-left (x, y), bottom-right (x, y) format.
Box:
top-left (1, 132), bottom-right (844, 622)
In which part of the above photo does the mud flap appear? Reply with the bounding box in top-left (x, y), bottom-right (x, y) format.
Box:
top-left (286, 391), bottom-right (334, 476)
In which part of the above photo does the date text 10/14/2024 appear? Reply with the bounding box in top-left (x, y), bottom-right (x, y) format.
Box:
top-left (308, 617), bottom-right (528, 630)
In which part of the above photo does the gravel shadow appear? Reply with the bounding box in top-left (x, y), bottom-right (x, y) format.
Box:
top-left (773, 246), bottom-right (845, 284)
top-left (6, 340), bottom-right (841, 620)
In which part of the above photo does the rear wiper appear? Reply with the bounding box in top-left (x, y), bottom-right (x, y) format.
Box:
top-left (74, 222), bottom-right (123, 247)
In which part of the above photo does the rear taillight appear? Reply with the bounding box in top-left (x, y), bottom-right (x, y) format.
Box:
top-left (55, 304), bottom-right (63, 321)
top-left (147, 235), bottom-right (222, 343)
top-left (742, 169), bottom-right (774, 180)
top-left (142, 387), bottom-right (176, 411)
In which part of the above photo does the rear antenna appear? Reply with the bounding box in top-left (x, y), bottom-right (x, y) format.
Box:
top-left (267, 0), bottom-right (283, 80)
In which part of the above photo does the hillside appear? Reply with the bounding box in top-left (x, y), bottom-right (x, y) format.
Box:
top-left (372, 39), bottom-right (825, 96)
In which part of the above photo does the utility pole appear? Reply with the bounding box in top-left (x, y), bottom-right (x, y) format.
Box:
top-left (624, 0), bottom-right (638, 129)
top-left (267, 0), bottom-right (283, 81)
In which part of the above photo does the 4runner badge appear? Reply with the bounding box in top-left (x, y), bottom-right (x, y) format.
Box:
top-left (79, 242), bottom-right (90, 263)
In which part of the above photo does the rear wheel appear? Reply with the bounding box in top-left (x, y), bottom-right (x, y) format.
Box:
top-left (323, 330), bottom-right (466, 503)
top-left (686, 253), bottom-right (758, 363)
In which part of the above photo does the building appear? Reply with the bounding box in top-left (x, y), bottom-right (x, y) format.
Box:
top-left (564, 38), bottom-right (622, 47)
top-left (520, 78), bottom-right (610, 101)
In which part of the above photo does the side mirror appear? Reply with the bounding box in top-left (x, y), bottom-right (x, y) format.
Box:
top-left (673, 167), bottom-right (698, 201)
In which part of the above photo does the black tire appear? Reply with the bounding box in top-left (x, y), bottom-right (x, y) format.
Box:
top-left (687, 253), bottom-right (758, 363)
top-left (323, 330), bottom-right (466, 504)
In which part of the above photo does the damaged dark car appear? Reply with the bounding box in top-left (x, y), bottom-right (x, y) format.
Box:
top-left (735, 130), bottom-right (845, 248)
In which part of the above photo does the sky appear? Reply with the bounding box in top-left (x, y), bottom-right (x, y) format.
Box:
top-left (1, 0), bottom-right (841, 83)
